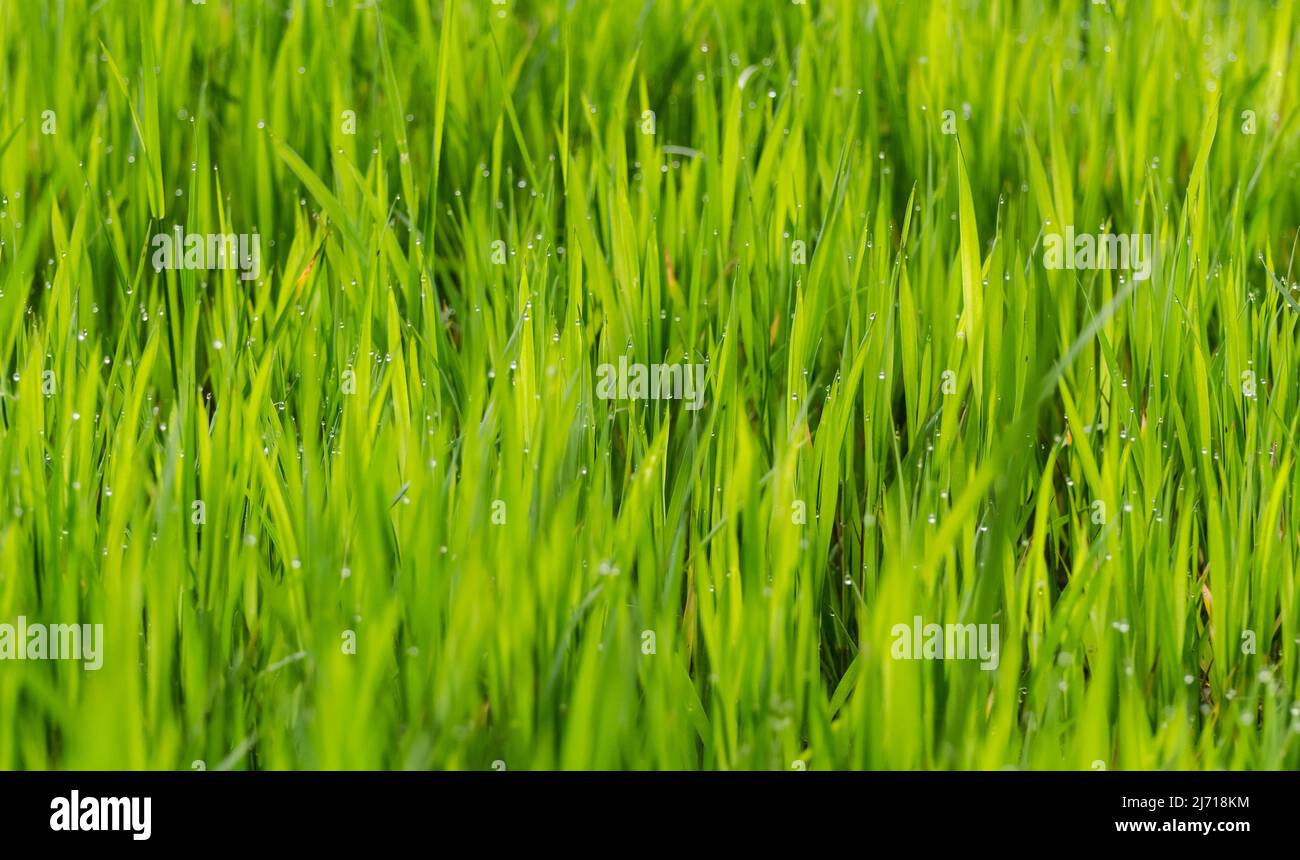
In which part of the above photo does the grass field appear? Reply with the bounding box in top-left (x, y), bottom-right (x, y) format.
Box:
top-left (1, 0), bottom-right (1299, 770)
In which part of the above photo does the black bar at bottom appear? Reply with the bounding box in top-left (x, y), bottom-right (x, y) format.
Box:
top-left (0, 771), bottom-right (1280, 847)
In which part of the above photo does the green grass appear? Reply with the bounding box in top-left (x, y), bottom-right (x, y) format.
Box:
top-left (1, 0), bottom-right (1299, 770)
